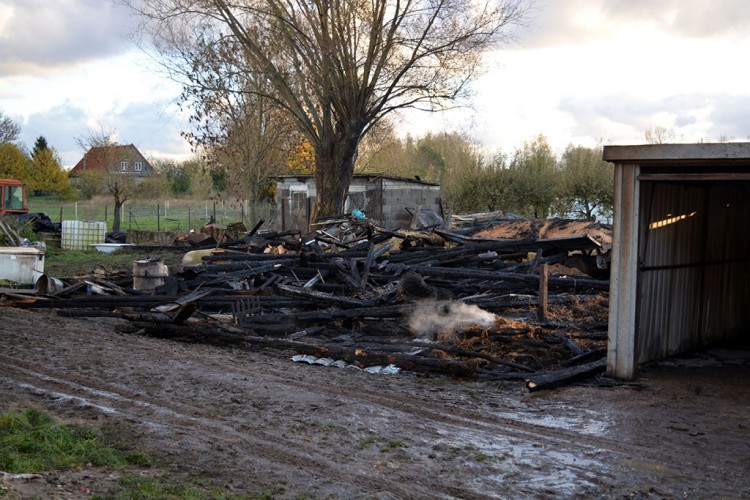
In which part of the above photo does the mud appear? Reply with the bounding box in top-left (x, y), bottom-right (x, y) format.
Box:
top-left (1, 307), bottom-right (748, 498)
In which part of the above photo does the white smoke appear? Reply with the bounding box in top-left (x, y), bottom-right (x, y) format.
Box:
top-left (407, 300), bottom-right (497, 340)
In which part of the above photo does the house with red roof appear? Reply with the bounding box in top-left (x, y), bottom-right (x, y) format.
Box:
top-left (68, 144), bottom-right (154, 182)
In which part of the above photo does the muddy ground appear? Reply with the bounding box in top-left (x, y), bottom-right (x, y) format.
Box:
top-left (1, 306), bottom-right (748, 499)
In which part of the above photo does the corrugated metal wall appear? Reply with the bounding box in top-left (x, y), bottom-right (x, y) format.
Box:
top-left (637, 181), bottom-right (750, 363)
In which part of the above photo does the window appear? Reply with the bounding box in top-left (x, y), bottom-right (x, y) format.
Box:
top-left (289, 190), bottom-right (307, 212)
top-left (4, 185), bottom-right (24, 210)
top-left (134, 161), bottom-right (143, 172)
top-left (120, 161), bottom-right (127, 171)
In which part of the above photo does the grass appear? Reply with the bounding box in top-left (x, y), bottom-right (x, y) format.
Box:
top-left (0, 407), bottom-right (150, 473)
top-left (0, 408), bottom-right (288, 499)
top-left (28, 195), bottom-right (246, 232)
top-left (43, 248), bottom-right (186, 278)
top-left (112, 475), bottom-right (223, 500)
top-left (379, 440), bottom-right (407, 453)
top-left (110, 477), bottom-right (290, 500)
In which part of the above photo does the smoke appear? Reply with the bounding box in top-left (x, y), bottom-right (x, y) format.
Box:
top-left (407, 300), bottom-right (497, 341)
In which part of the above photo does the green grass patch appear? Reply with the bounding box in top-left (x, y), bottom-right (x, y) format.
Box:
top-left (28, 195), bottom-right (244, 232)
top-left (43, 248), bottom-right (185, 278)
top-left (112, 475), bottom-right (220, 500)
top-left (111, 476), bottom-right (288, 500)
top-left (379, 440), bottom-right (407, 453)
top-left (0, 407), bottom-right (151, 473)
top-left (358, 438), bottom-right (376, 449)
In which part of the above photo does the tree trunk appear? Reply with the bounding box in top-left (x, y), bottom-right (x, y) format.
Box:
top-left (314, 131), bottom-right (360, 219)
top-left (113, 198), bottom-right (123, 231)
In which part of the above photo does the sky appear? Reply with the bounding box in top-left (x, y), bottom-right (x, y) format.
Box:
top-left (1, 0), bottom-right (750, 168)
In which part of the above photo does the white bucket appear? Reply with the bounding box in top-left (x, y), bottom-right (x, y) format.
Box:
top-left (133, 260), bottom-right (168, 292)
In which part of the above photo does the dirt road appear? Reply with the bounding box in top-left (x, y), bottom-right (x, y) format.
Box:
top-left (1, 307), bottom-right (748, 498)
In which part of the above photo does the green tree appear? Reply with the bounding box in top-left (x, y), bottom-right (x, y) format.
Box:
top-left (132, 0), bottom-right (530, 220)
top-left (356, 128), bottom-right (485, 214)
top-left (32, 136), bottom-right (49, 156)
top-left (27, 136), bottom-right (70, 197)
top-left (450, 152), bottom-right (511, 213)
top-left (507, 134), bottom-right (558, 218)
top-left (27, 146), bottom-right (70, 196)
top-left (153, 159), bottom-right (192, 196)
top-left (0, 142), bottom-right (29, 179)
top-left (558, 145), bottom-right (613, 220)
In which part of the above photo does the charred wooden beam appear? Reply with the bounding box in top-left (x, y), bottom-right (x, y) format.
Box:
top-left (525, 358), bottom-right (607, 392)
top-left (555, 331), bottom-right (585, 355)
top-left (129, 321), bottom-right (483, 377)
top-left (274, 283), bottom-right (375, 308)
top-left (411, 266), bottom-right (609, 292)
top-left (562, 347), bottom-right (607, 367)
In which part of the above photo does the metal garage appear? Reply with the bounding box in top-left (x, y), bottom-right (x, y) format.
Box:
top-left (604, 143), bottom-right (750, 379)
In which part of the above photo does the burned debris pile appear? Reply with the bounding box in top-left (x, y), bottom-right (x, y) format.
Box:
top-left (2, 216), bottom-right (612, 390)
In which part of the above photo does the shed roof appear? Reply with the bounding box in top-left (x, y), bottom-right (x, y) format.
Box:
top-left (603, 142), bottom-right (750, 164)
top-left (275, 173), bottom-right (440, 187)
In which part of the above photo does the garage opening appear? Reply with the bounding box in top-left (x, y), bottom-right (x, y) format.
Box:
top-left (603, 144), bottom-right (750, 379)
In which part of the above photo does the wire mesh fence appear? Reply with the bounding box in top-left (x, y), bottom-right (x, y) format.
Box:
top-left (32, 198), bottom-right (280, 233)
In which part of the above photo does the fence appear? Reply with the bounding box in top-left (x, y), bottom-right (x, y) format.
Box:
top-left (32, 198), bottom-right (280, 233)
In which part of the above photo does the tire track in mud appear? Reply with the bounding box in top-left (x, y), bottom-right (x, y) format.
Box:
top-left (1, 322), bottom-right (720, 493)
top-left (0, 356), bottom-right (491, 500)
top-left (2, 349), bottom-right (660, 474)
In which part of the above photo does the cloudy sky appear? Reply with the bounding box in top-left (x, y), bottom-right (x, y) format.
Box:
top-left (1, 0), bottom-right (750, 168)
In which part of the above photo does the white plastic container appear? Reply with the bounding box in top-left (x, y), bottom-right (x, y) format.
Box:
top-left (61, 220), bottom-right (106, 250)
top-left (0, 247), bottom-right (45, 284)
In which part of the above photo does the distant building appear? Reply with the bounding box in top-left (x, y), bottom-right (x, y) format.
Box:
top-left (276, 174), bottom-right (442, 231)
top-left (68, 144), bottom-right (154, 182)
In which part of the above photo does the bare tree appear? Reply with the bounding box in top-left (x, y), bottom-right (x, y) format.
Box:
top-left (0, 110), bottom-right (21, 144)
top-left (76, 129), bottom-right (141, 231)
top-left (127, 0), bottom-right (531, 219)
top-left (644, 126), bottom-right (676, 144)
top-left (178, 35), bottom-right (300, 223)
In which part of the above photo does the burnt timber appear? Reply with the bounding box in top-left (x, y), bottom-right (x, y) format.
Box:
top-left (2, 220), bottom-right (610, 389)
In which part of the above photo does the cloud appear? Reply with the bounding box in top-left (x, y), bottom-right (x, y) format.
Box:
top-left (19, 97), bottom-right (191, 168)
top-left (557, 93), bottom-right (750, 145)
top-left (0, 0), bottom-right (137, 76)
top-left (21, 103), bottom-right (89, 165)
top-left (516, 0), bottom-right (750, 48)
top-left (115, 100), bottom-right (192, 159)
top-left (600, 0), bottom-right (750, 37)
top-left (707, 95), bottom-right (750, 142)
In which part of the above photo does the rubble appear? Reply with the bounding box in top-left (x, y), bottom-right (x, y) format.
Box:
top-left (0, 213), bottom-right (613, 390)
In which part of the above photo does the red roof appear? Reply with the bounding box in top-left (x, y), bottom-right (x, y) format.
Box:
top-left (68, 144), bottom-right (152, 177)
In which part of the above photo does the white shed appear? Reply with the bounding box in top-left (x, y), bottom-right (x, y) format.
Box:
top-left (604, 143), bottom-right (750, 379)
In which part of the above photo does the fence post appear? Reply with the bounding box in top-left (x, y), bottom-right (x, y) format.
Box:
top-left (105, 205), bottom-right (108, 222)
top-left (157, 204), bottom-right (160, 232)
top-left (188, 207), bottom-right (191, 229)
top-left (537, 264), bottom-right (549, 323)
top-left (58, 206), bottom-right (63, 223)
